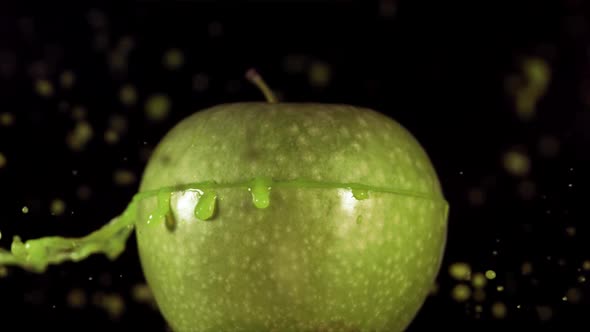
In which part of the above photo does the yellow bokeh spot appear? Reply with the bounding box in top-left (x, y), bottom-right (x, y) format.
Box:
top-left (308, 61), bottom-right (332, 88)
top-left (93, 292), bottom-right (125, 319)
top-left (67, 288), bottom-right (87, 308)
top-left (104, 130), bottom-right (119, 144)
top-left (521, 262), bottom-right (533, 275)
top-left (193, 73), bottom-right (209, 92)
top-left (50, 199), bottom-right (66, 216)
top-left (0, 113), bottom-right (15, 126)
top-left (60, 70), bottom-right (76, 89)
top-left (472, 273), bottom-right (487, 288)
top-left (497, 285), bottom-right (504, 292)
top-left (565, 288), bottom-right (582, 304)
top-left (22, 206), bottom-right (29, 214)
top-left (66, 121), bottom-right (94, 151)
top-left (449, 262), bottom-right (472, 281)
top-left (536, 305), bottom-right (553, 321)
top-left (506, 57), bottom-right (551, 121)
top-left (582, 260), bottom-right (590, 270)
top-left (145, 94), bottom-right (171, 121)
top-left (120, 84), bottom-right (138, 106)
top-left (113, 169), bottom-right (136, 186)
top-left (491, 302), bottom-right (507, 319)
top-left (0, 266), bottom-right (7, 278)
top-left (565, 226), bottom-right (576, 237)
top-left (0, 152), bottom-right (6, 168)
top-left (503, 150), bottom-right (530, 176)
top-left (578, 276), bottom-right (586, 283)
top-left (163, 48), bottom-right (184, 70)
top-left (35, 79), bottom-right (54, 97)
top-left (485, 270), bottom-right (496, 280)
top-left (132, 283), bottom-right (155, 304)
top-left (473, 289), bottom-right (486, 302)
top-left (451, 284), bottom-right (471, 302)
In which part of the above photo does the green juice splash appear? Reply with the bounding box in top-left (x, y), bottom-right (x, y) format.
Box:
top-left (0, 178), bottom-right (447, 273)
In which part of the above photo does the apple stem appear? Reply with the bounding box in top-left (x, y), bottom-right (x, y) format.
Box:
top-left (245, 69), bottom-right (279, 103)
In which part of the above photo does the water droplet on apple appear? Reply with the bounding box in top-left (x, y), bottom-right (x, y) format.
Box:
top-left (351, 188), bottom-right (369, 200)
top-left (194, 191), bottom-right (217, 220)
top-left (249, 177), bottom-right (272, 209)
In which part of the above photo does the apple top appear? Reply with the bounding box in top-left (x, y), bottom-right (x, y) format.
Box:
top-left (140, 102), bottom-right (444, 200)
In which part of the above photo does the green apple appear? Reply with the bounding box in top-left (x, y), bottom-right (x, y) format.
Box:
top-left (0, 71), bottom-right (448, 332)
top-left (134, 72), bottom-right (448, 331)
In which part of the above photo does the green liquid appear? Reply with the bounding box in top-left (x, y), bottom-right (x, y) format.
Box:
top-left (0, 178), bottom-right (447, 273)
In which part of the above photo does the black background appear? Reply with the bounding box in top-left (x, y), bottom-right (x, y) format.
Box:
top-left (0, 0), bottom-right (589, 331)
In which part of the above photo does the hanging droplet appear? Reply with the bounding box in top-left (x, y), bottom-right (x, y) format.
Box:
top-left (351, 188), bottom-right (369, 200)
top-left (154, 191), bottom-right (172, 224)
top-left (194, 191), bottom-right (218, 221)
top-left (249, 178), bottom-right (272, 209)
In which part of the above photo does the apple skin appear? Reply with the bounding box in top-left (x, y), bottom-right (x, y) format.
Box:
top-left (136, 103), bottom-right (448, 332)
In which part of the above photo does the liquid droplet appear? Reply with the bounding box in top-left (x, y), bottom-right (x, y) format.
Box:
top-left (351, 188), bottom-right (369, 200)
top-left (356, 215), bottom-right (363, 225)
top-left (165, 212), bottom-right (176, 231)
top-left (249, 178), bottom-right (272, 209)
top-left (153, 191), bottom-right (171, 224)
top-left (194, 191), bottom-right (217, 220)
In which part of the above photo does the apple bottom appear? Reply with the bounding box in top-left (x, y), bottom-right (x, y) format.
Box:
top-left (136, 186), bottom-right (448, 332)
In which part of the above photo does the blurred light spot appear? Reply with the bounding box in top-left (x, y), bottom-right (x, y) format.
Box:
top-left (578, 276), bottom-right (586, 283)
top-left (521, 262), bottom-right (533, 275)
top-left (473, 289), bottom-right (486, 302)
top-left (77, 185), bottom-right (92, 200)
top-left (119, 84), bottom-right (137, 106)
top-left (506, 57), bottom-right (551, 121)
top-left (0, 152), bottom-right (6, 168)
top-left (0, 266), bottom-right (7, 278)
top-left (283, 55), bottom-right (308, 74)
top-left (496, 285), bottom-right (504, 292)
top-left (518, 180), bottom-right (536, 200)
top-left (491, 302), bottom-right (507, 319)
top-left (145, 94), bottom-right (171, 122)
top-left (472, 273), bottom-right (487, 288)
top-left (208, 21), bottom-right (223, 37)
top-left (192, 73), bottom-right (209, 92)
top-left (132, 283), bottom-right (155, 305)
top-left (163, 48), bottom-right (184, 70)
top-left (35, 79), bottom-right (54, 97)
top-left (0, 113), bottom-right (14, 126)
top-left (87, 9), bottom-right (107, 29)
top-left (22, 206), bottom-right (29, 214)
top-left (93, 292), bottom-right (125, 320)
top-left (59, 70), bottom-right (75, 89)
top-left (109, 114), bottom-right (128, 134)
top-left (451, 284), bottom-right (471, 302)
top-left (309, 61), bottom-right (332, 88)
top-left (565, 288), bottom-right (582, 304)
top-left (379, 0), bottom-right (397, 17)
top-left (467, 188), bottom-right (486, 206)
top-left (67, 289), bottom-right (87, 308)
top-left (485, 270), bottom-right (496, 280)
top-left (66, 121), bottom-right (93, 151)
top-left (449, 262), bottom-right (471, 281)
top-left (538, 135), bottom-right (560, 158)
top-left (117, 36), bottom-right (135, 54)
top-left (71, 106), bottom-right (87, 121)
top-left (536, 305), bottom-right (553, 321)
top-left (113, 169), bottom-right (136, 186)
top-left (104, 130), bottom-right (119, 144)
top-left (582, 260), bottom-right (590, 271)
top-left (50, 199), bottom-right (66, 216)
top-left (503, 149), bottom-right (530, 176)
top-left (565, 226), bottom-right (576, 237)
top-left (109, 51), bottom-right (127, 71)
